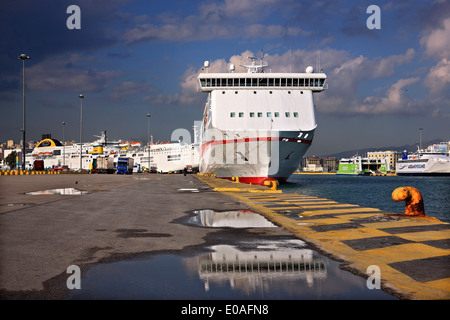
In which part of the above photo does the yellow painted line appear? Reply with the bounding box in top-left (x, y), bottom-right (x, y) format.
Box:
top-left (391, 230), bottom-right (450, 242)
top-left (301, 207), bottom-right (382, 215)
top-left (361, 243), bottom-right (449, 264)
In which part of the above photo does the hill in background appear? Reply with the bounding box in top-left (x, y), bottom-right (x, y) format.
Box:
top-left (320, 139), bottom-right (445, 159)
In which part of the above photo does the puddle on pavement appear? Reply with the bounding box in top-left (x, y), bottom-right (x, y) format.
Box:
top-left (188, 209), bottom-right (277, 228)
top-left (25, 188), bottom-right (88, 195)
top-left (69, 237), bottom-right (396, 300)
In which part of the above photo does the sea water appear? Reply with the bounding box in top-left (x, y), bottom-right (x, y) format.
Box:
top-left (283, 174), bottom-right (450, 223)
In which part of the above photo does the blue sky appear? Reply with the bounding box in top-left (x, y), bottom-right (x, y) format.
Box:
top-left (1, 0), bottom-right (449, 156)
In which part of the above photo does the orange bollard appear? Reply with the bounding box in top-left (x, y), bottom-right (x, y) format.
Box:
top-left (391, 186), bottom-right (425, 216)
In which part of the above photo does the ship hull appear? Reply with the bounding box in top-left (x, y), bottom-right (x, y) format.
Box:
top-left (199, 129), bottom-right (314, 184)
top-left (396, 155), bottom-right (450, 176)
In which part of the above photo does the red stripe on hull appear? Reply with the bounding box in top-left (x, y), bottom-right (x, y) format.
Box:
top-left (200, 136), bottom-right (312, 158)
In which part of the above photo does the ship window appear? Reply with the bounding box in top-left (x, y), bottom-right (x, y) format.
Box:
top-left (280, 78), bottom-right (286, 86)
top-left (285, 112), bottom-right (290, 117)
top-left (239, 112), bottom-right (244, 117)
top-left (227, 78), bottom-right (233, 86)
top-left (300, 91), bottom-right (303, 94)
top-left (310, 79), bottom-right (314, 86)
top-left (274, 78), bottom-right (280, 86)
top-left (293, 112), bottom-right (299, 117)
top-left (222, 91), bottom-right (225, 94)
top-left (274, 112), bottom-right (280, 117)
top-left (246, 78), bottom-right (251, 87)
top-left (239, 78), bottom-right (245, 86)
top-left (200, 79), bottom-right (206, 86)
top-left (211, 78), bottom-right (216, 86)
top-left (230, 112), bottom-right (235, 117)
top-left (252, 78), bottom-right (258, 86)
top-left (235, 91), bottom-right (238, 94)
top-left (250, 112), bottom-right (255, 117)
top-left (287, 78), bottom-right (292, 86)
top-left (299, 79), bottom-right (304, 86)
top-left (253, 91), bottom-right (257, 94)
top-left (221, 78), bottom-right (227, 86)
top-left (288, 91), bottom-right (291, 94)
top-left (319, 79), bottom-right (325, 86)
top-left (259, 78), bottom-right (267, 86)
top-left (268, 78), bottom-right (274, 86)
top-left (206, 79), bottom-right (211, 87)
top-left (267, 112), bottom-right (272, 117)
top-left (293, 79), bottom-right (298, 86)
top-left (269, 91), bottom-right (272, 94)
top-left (257, 112), bottom-right (263, 117)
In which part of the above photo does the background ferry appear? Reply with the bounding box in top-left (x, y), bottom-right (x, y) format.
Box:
top-left (396, 142), bottom-right (450, 176)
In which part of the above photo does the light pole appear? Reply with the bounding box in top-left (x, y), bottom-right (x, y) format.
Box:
top-left (62, 122), bottom-right (66, 167)
top-left (79, 94), bottom-right (84, 171)
top-left (419, 128), bottom-right (423, 151)
top-left (18, 53), bottom-right (30, 170)
top-left (147, 113), bottom-right (151, 172)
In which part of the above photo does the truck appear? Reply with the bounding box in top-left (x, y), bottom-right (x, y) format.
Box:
top-left (33, 160), bottom-right (44, 171)
top-left (116, 157), bottom-right (134, 174)
top-left (96, 156), bottom-right (115, 174)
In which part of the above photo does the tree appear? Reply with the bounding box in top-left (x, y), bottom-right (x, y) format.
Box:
top-left (5, 151), bottom-right (17, 169)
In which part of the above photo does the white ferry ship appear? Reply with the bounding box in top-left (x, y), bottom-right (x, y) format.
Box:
top-left (28, 131), bottom-right (199, 173)
top-left (396, 142), bottom-right (450, 176)
top-left (197, 55), bottom-right (327, 184)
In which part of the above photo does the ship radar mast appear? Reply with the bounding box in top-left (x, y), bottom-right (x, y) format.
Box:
top-left (240, 51), bottom-right (268, 73)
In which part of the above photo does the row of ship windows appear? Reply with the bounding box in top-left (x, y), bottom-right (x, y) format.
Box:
top-left (200, 78), bottom-right (325, 87)
top-left (230, 112), bottom-right (299, 118)
top-left (222, 90), bottom-right (303, 94)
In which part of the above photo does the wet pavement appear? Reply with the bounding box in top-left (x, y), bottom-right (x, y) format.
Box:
top-left (0, 173), bottom-right (397, 299)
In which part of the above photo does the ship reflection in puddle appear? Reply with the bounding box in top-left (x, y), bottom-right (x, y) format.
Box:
top-left (188, 209), bottom-right (277, 228)
top-left (70, 236), bottom-right (397, 299)
top-left (197, 239), bottom-right (326, 294)
top-left (25, 188), bottom-right (88, 195)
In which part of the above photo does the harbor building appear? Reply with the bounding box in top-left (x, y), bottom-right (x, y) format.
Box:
top-left (367, 151), bottom-right (401, 172)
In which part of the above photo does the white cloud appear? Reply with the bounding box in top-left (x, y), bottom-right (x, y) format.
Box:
top-left (123, 0), bottom-right (303, 44)
top-left (357, 77), bottom-right (428, 115)
top-left (424, 58), bottom-right (450, 93)
top-left (420, 17), bottom-right (450, 60)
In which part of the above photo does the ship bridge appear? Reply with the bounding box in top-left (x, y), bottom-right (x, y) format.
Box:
top-left (198, 72), bottom-right (327, 92)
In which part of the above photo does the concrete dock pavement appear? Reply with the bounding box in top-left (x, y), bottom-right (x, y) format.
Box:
top-left (196, 174), bottom-right (450, 300)
top-left (1, 173), bottom-right (276, 298)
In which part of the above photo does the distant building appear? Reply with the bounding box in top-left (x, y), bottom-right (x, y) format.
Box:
top-left (300, 156), bottom-right (338, 172)
top-left (367, 151), bottom-right (401, 172)
top-left (320, 157), bottom-right (338, 172)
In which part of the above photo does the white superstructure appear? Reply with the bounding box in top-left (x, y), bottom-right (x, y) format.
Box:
top-left (197, 55), bottom-right (327, 184)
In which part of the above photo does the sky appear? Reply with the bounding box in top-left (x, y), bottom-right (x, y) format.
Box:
top-left (0, 0), bottom-right (449, 156)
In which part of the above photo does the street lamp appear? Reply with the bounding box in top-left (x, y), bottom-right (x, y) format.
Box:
top-left (147, 113), bottom-right (151, 172)
top-left (79, 94), bottom-right (84, 171)
top-left (18, 53), bottom-right (30, 170)
top-left (62, 122), bottom-right (66, 167)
